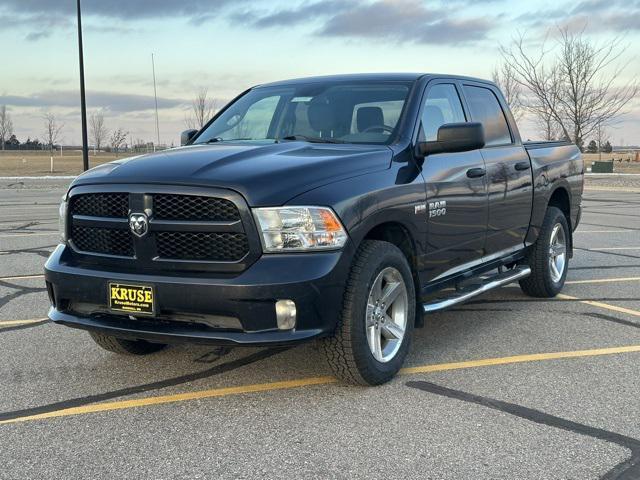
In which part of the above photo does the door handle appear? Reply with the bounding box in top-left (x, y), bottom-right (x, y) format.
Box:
top-left (466, 167), bottom-right (486, 178)
top-left (515, 161), bottom-right (531, 171)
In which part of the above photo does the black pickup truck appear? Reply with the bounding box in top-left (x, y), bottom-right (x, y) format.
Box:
top-left (45, 73), bottom-right (583, 385)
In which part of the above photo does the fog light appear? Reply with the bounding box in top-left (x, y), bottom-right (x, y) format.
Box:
top-left (275, 299), bottom-right (296, 330)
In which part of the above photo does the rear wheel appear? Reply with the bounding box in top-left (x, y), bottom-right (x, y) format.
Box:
top-left (89, 331), bottom-right (167, 355)
top-left (519, 206), bottom-right (570, 297)
top-left (322, 240), bottom-right (415, 385)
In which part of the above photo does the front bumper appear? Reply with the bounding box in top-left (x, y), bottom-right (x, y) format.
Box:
top-left (44, 242), bottom-right (354, 346)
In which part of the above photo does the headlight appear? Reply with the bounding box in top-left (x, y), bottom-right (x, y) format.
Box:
top-left (58, 196), bottom-right (68, 243)
top-left (253, 206), bottom-right (347, 252)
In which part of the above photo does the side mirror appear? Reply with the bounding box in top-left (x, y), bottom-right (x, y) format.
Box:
top-left (181, 129), bottom-right (198, 146)
top-left (416, 122), bottom-right (485, 157)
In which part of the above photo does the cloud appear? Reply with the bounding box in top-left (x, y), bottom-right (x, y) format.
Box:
top-left (519, 0), bottom-right (640, 32)
top-left (235, 0), bottom-right (495, 45)
top-left (318, 1), bottom-right (492, 44)
top-left (24, 31), bottom-right (51, 42)
top-left (239, 0), bottom-right (348, 28)
top-left (0, 91), bottom-right (187, 113)
top-left (0, 0), bottom-right (246, 40)
top-left (0, 0), bottom-right (244, 20)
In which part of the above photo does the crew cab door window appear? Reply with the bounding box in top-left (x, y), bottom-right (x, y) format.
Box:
top-left (463, 86), bottom-right (512, 146)
top-left (419, 84), bottom-right (466, 142)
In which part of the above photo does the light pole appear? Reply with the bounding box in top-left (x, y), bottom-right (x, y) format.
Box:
top-left (76, 0), bottom-right (89, 171)
top-left (151, 53), bottom-right (160, 152)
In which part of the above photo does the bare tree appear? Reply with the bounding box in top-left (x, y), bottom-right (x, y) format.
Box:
top-left (500, 27), bottom-right (638, 149)
top-left (185, 88), bottom-right (216, 129)
top-left (492, 63), bottom-right (524, 120)
top-left (0, 105), bottom-right (13, 151)
top-left (110, 127), bottom-right (128, 156)
top-left (89, 110), bottom-right (108, 152)
top-left (43, 112), bottom-right (64, 153)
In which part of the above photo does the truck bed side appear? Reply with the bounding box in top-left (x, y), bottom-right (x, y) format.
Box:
top-left (524, 141), bottom-right (583, 247)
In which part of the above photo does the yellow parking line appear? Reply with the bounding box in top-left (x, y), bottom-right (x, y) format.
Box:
top-left (2, 345), bottom-right (639, 425)
top-left (575, 230), bottom-right (632, 234)
top-left (0, 318), bottom-right (48, 327)
top-left (566, 277), bottom-right (640, 285)
top-left (400, 345), bottom-right (640, 374)
top-left (0, 232), bottom-right (57, 238)
top-left (585, 187), bottom-right (640, 193)
top-left (0, 274), bottom-right (44, 281)
top-left (589, 247), bottom-right (640, 251)
top-left (557, 294), bottom-right (640, 318)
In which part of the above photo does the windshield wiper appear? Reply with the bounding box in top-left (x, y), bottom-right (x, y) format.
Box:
top-left (278, 135), bottom-right (345, 144)
top-left (197, 137), bottom-right (253, 144)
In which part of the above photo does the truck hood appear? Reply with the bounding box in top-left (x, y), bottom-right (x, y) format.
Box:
top-left (71, 142), bottom-right (392, 206)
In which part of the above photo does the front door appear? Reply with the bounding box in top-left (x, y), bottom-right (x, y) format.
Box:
top-left (418, 83), bottom-right (489, 281)
top-left (462, 84), bottom-right (533, 256)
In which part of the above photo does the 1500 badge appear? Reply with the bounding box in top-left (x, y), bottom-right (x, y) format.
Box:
top-left (428, 201), bottom-right (447, 218)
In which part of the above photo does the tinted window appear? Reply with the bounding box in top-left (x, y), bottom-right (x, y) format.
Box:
top-left (195, 82), bottom-right (412, 145)
top-left (463, 85), bottom-right (512, 146)
top-left (419, 84), bottom-right (466, 141)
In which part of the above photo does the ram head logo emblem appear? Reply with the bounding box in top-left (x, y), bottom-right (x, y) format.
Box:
top-left (129, 213), bottom-right (149, 238)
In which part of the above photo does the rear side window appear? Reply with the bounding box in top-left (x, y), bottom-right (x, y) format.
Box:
top-left (419, 84), bottom-right (466, 141)
top-left (463, 85), bottom-right (512, 146)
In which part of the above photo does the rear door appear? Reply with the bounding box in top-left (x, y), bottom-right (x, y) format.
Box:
top-left (461, 83), bottom-right (533, 256)
top-left (418, 81), bottom-right (489, 281)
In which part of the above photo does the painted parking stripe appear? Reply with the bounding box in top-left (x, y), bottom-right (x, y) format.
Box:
top-left (0, 274), bottom-right (44, 281)
top-left (565, 277), bottom-right (640, 285)
top-left (575, 230), bottom-right (633, 234)
top-left (2, 345), bottom-right (639, 425)
top-left (587, 247), bottom-right (640, 251)
top-left (557, 294), bottom-right (640, 318)
top-left (0, 232), bottom-right (57, 238)
top-left (584, 187), bottom-right (640, 193)
top-left (0, 318), bottom-right (48, 327)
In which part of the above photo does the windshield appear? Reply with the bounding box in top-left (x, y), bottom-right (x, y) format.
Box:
top-left (193, 81), bottom-right (412, 145)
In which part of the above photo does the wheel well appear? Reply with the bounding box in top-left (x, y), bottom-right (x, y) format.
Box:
top-left (548, 187), bottom-right (570, 221)
top-left (547, 186), bottom-right (573, 256)
top-left (363, 222), bottom-right (416, 269)
top-left (363, 222), bottom-right (423, 327)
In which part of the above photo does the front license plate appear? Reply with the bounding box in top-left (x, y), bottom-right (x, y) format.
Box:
top-left (108, 283), bottom-right (155, 316)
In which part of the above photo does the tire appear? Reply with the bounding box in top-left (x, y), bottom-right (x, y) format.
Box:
top-left (322, 240), bottom-right (415, 385)
top-left (519, 206), bottom-right (570, 298)
top-left (89, 331), bottom-right (167, 355)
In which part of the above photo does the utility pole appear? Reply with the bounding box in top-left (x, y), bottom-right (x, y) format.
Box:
top-left (151, 53), bottom-right (160, 152)
top-left (76, 0), bottom-right (89, 171)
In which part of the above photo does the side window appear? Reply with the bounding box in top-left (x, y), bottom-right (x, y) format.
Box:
top-left (419, 84), bottom-right (466, 141)
top-left (221, 95), bottom-right (280, 140)
top-left (463, 85), bottom-right (512, 146)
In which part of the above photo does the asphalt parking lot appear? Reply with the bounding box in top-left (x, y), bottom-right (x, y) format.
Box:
top-left (1, 177), bottom-right (639, 479)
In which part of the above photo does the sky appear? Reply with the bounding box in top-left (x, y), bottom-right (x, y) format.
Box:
top-left (1, 0), bottom-right (639, 147)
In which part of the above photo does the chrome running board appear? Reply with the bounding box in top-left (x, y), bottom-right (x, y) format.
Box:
top-left (423, 266), bottom-right (531, 313)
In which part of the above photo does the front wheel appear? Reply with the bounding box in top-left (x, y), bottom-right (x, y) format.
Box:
top-left (322, 240), bottom-right (415, 385)
top-left (519, 206), bottom-right (570, 297)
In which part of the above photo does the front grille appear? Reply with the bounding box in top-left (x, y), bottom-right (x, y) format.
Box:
top-left (71, 225), bottom-right (134, 257)
top-left (67, 188), bottom-right (256, 272)
top-left (154, 194), bottom-right (240, 221)
top-left (156, 232), bottom-right (249, 261)
top-left (70, 193), bottom-right (128, 218)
